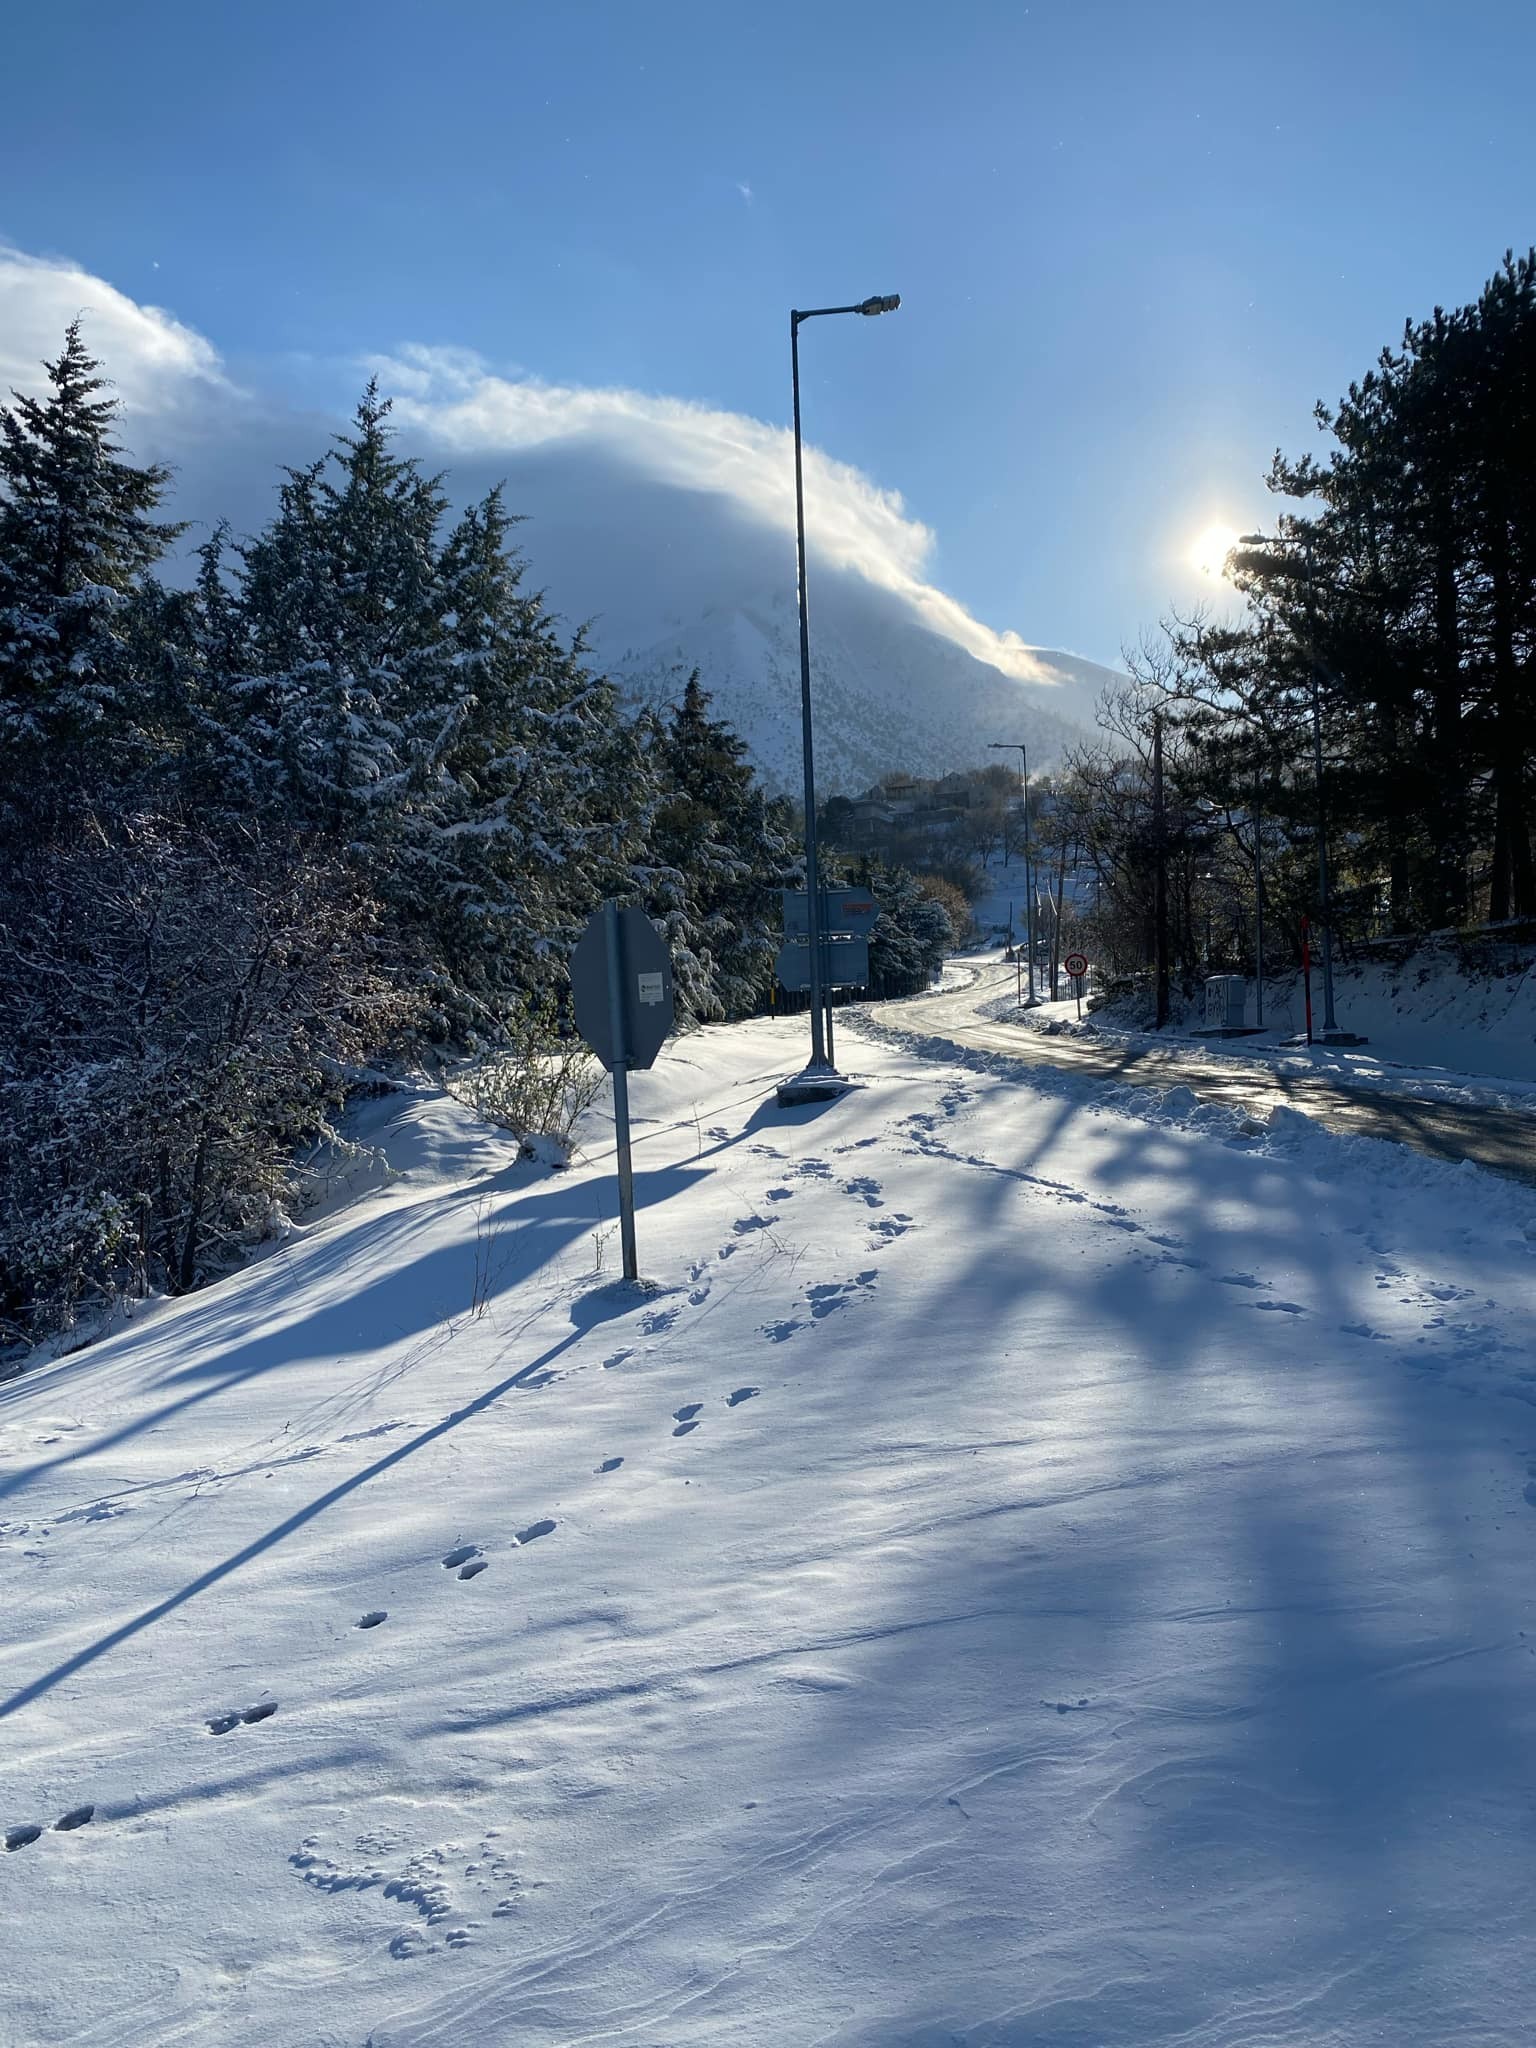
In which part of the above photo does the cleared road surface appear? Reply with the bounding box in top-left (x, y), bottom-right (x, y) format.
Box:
top-left (868, 966), bottom-right (1536, 1190)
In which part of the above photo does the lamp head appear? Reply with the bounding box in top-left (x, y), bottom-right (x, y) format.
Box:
top-left (858, 294), bottom-right (901, 316)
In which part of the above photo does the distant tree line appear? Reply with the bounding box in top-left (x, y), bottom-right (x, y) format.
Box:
top-left (0, 329), bottom-right (954, 1348)
top-left (1053, 250), bottom-right (1536, 998)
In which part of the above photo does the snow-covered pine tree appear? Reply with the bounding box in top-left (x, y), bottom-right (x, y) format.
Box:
top-left (236, 385), bottom-right (471, 871)
top-left (0, 321), bottom-right (184, 823)
top-left (428, 485), bottom-right (654, 1032)
top-left (840, 853), bottom-right (954, 997)
top-left (167, 524), bottom-right (265, 809)
top-left (646, 670), bottom-right (802, 1022)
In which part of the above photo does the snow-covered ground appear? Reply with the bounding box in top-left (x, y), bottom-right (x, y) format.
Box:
top-left (5, 1014), bottom-right (1536, 2046)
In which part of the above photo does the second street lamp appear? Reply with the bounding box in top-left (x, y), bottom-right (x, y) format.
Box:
top-left (989, 742), bottom-right (1035, 1003)
top-left (785, 293), bottom-right (901, 1091)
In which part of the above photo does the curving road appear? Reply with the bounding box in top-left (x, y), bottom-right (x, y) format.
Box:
top-left (865, 965), bottom-right (1536, 1191)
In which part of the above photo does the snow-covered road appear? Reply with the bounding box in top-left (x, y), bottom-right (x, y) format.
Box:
top-left (875, 963), bottom-right (1536, 1189)
top-left (3, 1017), bottom-right (1535, 2045)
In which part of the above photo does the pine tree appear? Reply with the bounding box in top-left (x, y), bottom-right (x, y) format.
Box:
top-left (0, 321), bottom-right (184, 818)
top-left (646, 671), bottom-right (801, 1022)
top-left (844, 853), bottom-right (953, 998)
top-left (237, 384), bottom-right (470, 843)
top-left (426, 486), bottom-right (655, 1031)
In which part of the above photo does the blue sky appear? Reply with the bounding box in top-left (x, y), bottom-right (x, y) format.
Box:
top-left (4, 0), bottom-right (1534, 668)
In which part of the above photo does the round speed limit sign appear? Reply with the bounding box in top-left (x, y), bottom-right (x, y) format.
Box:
top-left (1063, 952), bottom-right (1089, 979)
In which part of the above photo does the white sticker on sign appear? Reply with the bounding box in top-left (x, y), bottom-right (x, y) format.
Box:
top-left (637, 972), bottom-right (664, 1005)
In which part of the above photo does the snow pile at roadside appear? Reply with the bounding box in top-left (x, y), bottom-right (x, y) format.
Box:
top-left (1074, 934), bottom-right (1536, 1094)
top-left (976, 966), bottom-right (1536, 1115)
top-left (4, 1012), bottom-right (1536, 2047)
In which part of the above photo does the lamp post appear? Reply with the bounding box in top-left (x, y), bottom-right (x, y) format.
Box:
top-left (990, 741), bottom-right (1036, 1003)
top-left (786, 293), bottom-right (900, 1082)
top-left (1237, 530), bottom-right (1352, 1044)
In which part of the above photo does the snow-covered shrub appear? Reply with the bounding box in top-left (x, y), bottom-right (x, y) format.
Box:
top-left (445, 998), bottom-right (601, 1154)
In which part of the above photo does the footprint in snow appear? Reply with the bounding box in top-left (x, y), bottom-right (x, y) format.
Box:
top-left (5, 1824), bottom-right (43, 1851)
top-left (1254, 1300), bottom-right (1306, 1315)
top-left (55, 1805), bottom-right (94, 1832)
top-left (761, 1318), bottom-right (807, 1343)
top-left (725, 1387), bottom-right (759, 1407)
top-left (207, 1701), bottom-right (277, 1735)
top-left (602, 1347), bottom-right (635, 1370)
top-left (514, 1519), bottom-right (556, 1545)
top-left (640, 1304), bottom-right (681, 1336)
top-left (356, 1610), bottom-right (388, 1629)
top-left (842, 1176), bottom-right (884, 1207)
top-left (807, 1271), bottom-right (879, 1319)
top-left (765, 1186), bottom-right (795, 1202)
top-left (869, 1214), bottom-right (914, 1241)
top-left (672, 1401), bottom-right (702, 1437)
top-left (1218, 1272), bottom-right (1266, 1289)
top-left (442, 1545), bottom-right (480, 1569)
top-left (597, 1456), bottom-right (624, 1474)
top-left (458, 1560), bottom-right (489, 1580)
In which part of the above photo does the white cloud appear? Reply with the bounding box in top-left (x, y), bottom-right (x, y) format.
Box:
top-left (369, 348), bottom-right (1066, 687)
top-left (0, 245), bottom-right (229, 414)
top-left (0, 241), bottom-right (1083, 695)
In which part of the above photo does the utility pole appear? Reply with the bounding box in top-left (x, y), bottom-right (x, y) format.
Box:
top-left (1153, 711), bottom-right (1170, 1029)
top-left (1253, 796), bottom-right (1265, 1029)
top-left (1309, 659), bottom-right (1339, 1035)
top-left (1051, 834), bottom-right (1068, 999)
top-left (1238, 529), bottom-right (1356, 1043)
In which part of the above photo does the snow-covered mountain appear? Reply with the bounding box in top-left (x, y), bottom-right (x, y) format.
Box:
top-left (607, 569), bottom-right (1116, 795)
top-left (402, 447), bottom-right (1120, 796)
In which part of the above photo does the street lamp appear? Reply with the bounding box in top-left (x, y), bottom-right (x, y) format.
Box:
top-left (990, 742), bottom-right (1036, 1003)
top-left (1237, 530), bottom-right (1356, 1045)
top-left (788, 293), bottom-right (901, 1087)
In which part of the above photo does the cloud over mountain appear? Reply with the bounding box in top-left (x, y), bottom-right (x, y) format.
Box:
top-left (1, 244), bottom-right (1118, 789)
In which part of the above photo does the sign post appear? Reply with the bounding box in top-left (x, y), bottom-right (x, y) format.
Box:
top-left (571, 903), bottom-right (675, 1281)
top-left (603, 905), bottom-right (640, 1281)
top-left (1063, 950), bottom-right (1089, 1021)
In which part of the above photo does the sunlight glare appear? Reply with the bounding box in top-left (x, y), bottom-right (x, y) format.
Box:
top-left (1190, 522), bottom-right (1241, 580)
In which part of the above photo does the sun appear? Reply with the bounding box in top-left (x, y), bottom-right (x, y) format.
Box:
top-left (1189, 522), bottom-right (1241, 580)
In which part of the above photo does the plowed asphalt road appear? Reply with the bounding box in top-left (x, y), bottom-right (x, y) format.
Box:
top-left (866, 966), bottom-right (1536, 1191)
